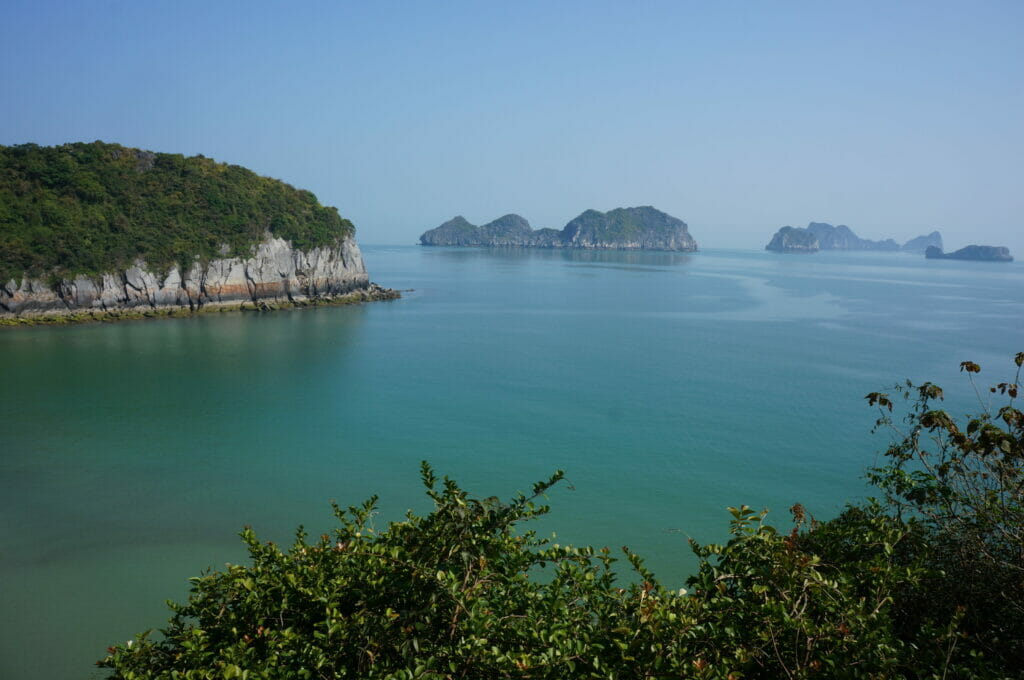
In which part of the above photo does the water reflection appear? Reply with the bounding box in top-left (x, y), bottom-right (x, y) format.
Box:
top-left (0, 303), bottom-right (369, 364)
top-left (0, 304), bottom-right (371, 566)
top-left (422, 245), bottom-right (695, 268)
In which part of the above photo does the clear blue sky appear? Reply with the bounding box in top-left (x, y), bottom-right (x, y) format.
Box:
top-left (2, 1), bottom-right (1022, 251)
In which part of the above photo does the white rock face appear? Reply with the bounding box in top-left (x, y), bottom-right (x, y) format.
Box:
top-left (0, 235), bottom-right (369, 317)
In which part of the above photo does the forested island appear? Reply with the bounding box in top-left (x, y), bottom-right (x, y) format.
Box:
top-left (420, 206), bottom-right (698, 251)
top-left (0, 142), bottom-right (396, 323)
top-left (765, 222), bottom-right (942, 253)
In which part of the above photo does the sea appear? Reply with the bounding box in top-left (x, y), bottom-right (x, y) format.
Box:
top-left (1, 245), bottom-right (1022, 679)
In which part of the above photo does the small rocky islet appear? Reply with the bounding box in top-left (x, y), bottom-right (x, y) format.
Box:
top-left (419, 206), bottom-right (698, 251)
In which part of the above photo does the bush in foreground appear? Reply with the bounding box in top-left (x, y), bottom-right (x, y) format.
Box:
top-left (102, 356), bottom-right (1024, 679)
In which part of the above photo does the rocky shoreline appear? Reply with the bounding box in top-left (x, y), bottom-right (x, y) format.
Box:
top-left (1, 283), bottom-right (400, 327)
top-left (1, 234), bottom-right (400, 327)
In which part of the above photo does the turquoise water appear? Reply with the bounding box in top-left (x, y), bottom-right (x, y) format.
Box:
top-left (1, 246), bottom-right (1022, 678)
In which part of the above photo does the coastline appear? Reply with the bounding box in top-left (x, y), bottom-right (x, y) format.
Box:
top-left (0, 283), bottom-right (401, 327)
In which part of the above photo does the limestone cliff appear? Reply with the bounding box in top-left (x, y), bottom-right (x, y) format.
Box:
top-left (1, 234), bottom-right (379, 319)
top-left (765, 226), bottom-right (819, 253)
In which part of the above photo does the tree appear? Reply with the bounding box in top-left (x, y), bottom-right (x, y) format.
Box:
top-left (866, 353), bottom-right (1024, 669)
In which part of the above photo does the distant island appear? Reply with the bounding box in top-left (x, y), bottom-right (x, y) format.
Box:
top-left (419, 207), bottom-right (697, 251)
top-left (0, 141), bottom-right (396, 324)
top-left (901, 231), bottom-right (944, 253)
top-left (765, 222), bottom-right (942, 254)
top-left (764, 226), bottom-right (819, 253)
top-left (925, 245), bottom-right (1013, 262)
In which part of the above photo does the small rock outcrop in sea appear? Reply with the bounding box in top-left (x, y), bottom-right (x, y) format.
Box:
top-left (924, 245), bottom-right (1014, 262)
top-left (766, 222), bottom-right (944, 254)
top-left (901, 231), bottom-right (943, 253)
top-left (0, 235), bottom-right (398, 321)
top-left (419, 207), bottom-right (698, 251)
top-left (765, 226), bottom-right (819, 253)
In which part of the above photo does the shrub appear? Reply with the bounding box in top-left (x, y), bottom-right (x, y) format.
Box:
top-left (101, 355), bottom-right (1024, 679)
top-left (866, 353), bottom-right (1024, 670)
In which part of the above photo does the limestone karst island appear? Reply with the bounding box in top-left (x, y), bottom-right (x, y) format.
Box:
top-left (0, 142), bottom-right (397, 324)
top-left (925, 244), bottom-right (1014, 261)
top-left (764, 222), bottom-right (1014, 261)
top-left (419, 206), bottom-right (698, 251)
top-left (765, 222), bottom-right (942, 253)
top-left (6, 4), bottom-right (1024, 679)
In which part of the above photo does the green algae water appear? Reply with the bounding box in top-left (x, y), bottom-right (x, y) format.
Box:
top-left (2, 246), bottom-right (1022, 678)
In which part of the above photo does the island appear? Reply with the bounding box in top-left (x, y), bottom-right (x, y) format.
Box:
top-left (764, 226), bottom-right (819, 253)
top-left (766, 222), bottom-right (942, 254)
top-left (419, 206), bottom-right (697, 251)
top-left (0, 141), bottom-right (398, 324)
top-left (901, 231), bottom-right (943, 253)
top-left (925, 245), bottom-right (1014, 262)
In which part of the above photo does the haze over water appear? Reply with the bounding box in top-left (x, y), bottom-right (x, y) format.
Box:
top-left (2, 245), bottom-right (1022, 678)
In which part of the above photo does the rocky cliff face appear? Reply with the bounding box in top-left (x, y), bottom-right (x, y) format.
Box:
top-left (1, 235), bottom-right (371, 319)
top-left (419, 207), bottom-right (697, 251)
top-left (765, 226), bottom-right (819, 252)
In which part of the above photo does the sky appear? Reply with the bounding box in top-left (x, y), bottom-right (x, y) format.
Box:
top-left (2, 1), bottom-right (1022, 252)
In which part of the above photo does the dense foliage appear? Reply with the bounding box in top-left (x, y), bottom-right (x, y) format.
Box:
top-left (0, 142), bottom-right (354, 282)
top-left (562, 208), bottom-right (677, 244)
top-left (102, 356), bottom-right (1024, 679)
top-left (865, 354), bottom-right (1024, 671)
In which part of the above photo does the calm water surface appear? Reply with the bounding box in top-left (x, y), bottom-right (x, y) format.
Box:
top-left (2, 246), bottom-right (1022, 678)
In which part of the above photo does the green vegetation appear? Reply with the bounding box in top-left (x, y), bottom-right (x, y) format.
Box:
top-left (584, 208), bottom-right (646, 242)
top-left (564, 207), bottom-right (685, 244)
top-left (0, 142), bottom-right (354, 283)
top-left (101, 356), bottom-right (1024, 679)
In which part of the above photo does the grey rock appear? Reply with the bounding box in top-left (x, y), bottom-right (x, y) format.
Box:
top-left (528, 228), bottom-right (564, 247)
top-left (765, 226), bottom-right (819, 253)
top-left (0, 234), bottom-right (370, 318)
